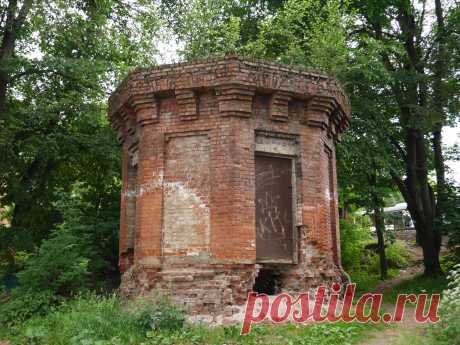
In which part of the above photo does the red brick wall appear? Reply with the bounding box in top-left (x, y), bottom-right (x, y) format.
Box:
top-left (163, 133), bottom-right (210, 256)
top-left (110, 56), bottom-right (350, 318)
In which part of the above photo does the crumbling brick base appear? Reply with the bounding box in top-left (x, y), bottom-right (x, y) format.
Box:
top-left (119, 242), bottom-right (348, 324)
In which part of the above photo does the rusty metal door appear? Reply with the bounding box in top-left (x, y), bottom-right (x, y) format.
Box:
top-left (255, 155), bottom-right (293, 262)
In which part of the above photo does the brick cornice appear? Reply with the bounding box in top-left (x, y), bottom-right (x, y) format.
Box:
top-left (269, 91), bottom-right (291, 122)
top-left (128, 94), bottom-right (158, 126)
top-left (217, 84), bottom-right (255, 117)
top-left (108, 56), bottom-right (351, 141)
top-left (175, 88), bottom-right (199, 120)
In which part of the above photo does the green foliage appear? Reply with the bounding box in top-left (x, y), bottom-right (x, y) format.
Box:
top-left (176, 0), bottom-right (349, 77)
top-left (178, 0), bottom-right (243, 60)
top-left (0, 0), bottom-right (159, 290)
top-left (426, 264), bottom-right (460, 345)
top-left (16, 230), bottom-right (90, 297)
top-left (444, 185), bottom-right (460, 261)
top-left (19, 182), bottom-right (119, 292)
top-left (135, 296), bottom-right (185, 332)
top-left (364, 249), bottom-right (407, 276)
top-left (0, 183), bottom-right (119, 325)
top-left (384, 241), bottom-right (411, 269)
top-left (249, 0), bottom-right (348, 75)
top-left (339, 218), bottom-right (372, 271)
top-left (0, 290), bottom-right (60, 327)
top-left (378, 266), bottom-right (457, 345)
top-left (165, 0), bottom-right (283, 60)
top-left (340, 218), bottom-right (411, 292)
top-left (5, 294), bottom-right (147, 345)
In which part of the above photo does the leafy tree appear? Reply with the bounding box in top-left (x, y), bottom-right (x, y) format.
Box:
top-left (346, 0), bottom-right (460, 275)
top-left (0, 0), bottom-right (159, 286)
top-left (160, 0), bottom-right (284, 59)
top-left (175, 0), bottom-right (460, 276)
top-left (338, 139), bottom-right (394, 280)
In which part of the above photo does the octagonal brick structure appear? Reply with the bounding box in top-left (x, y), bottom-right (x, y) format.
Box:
top-left (108, 56), bottom-right (351, 322)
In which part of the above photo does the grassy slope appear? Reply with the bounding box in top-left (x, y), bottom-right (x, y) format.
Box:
top-left (382, 274), bottom-right (448, 304)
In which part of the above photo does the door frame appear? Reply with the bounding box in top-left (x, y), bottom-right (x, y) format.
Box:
top-left (254, 151), bottom-right (298, 264)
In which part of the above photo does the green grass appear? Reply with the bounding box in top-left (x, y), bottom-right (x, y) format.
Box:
top-left (350, 268), bottom-right (400, 295)
top-left (0, 294), bottom-right (383, 345)
top-left (382, 274), bottom-right (448, 304)
top-left (393, 332), bottom-right (426, 345)
top-left (162, 322), bottom-right (380, 345)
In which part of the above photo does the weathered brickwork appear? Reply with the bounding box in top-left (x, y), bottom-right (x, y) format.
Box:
top-left (108, 56), bottom-right (351, 323)
top-left (163, 133), bottom-right (211, 256)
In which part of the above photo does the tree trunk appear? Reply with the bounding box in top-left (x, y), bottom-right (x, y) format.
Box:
top-left (419, 224), bottom-right (443, 276)
top-left (0, 0), bottom-right (34, 119)
top-left (397, 129), bottom-right (443, 276)
top-left (368, 167), bottom-right (387, 280)
top-left (372, 0), bottom-right (446, 277)
top-left (432, 127), bottom-right (446, 220)
top-left (374, 205), bottom-right (387, 280)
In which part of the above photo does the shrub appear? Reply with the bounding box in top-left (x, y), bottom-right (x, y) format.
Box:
top-left (340, 218), bottom-right (412, 292)
top-left (0, 184), bottom-right (120, 324)
top-left (0, 225), bottom-right (91, 325)
top-left (385, 240), bottom-right (411, 268)
top-left (0, 294), bottom-right (186, 345)
top-left (16, 228), bottom-right (91, 297)
top-left (134, 296), bottom-right (185, 332)
top-left (364, 240), bottom-right (411, 275)
top-left (0, 290), bottom-right (61, 327)
top-left (427, 264), bottom-right (460, 345)
top-left (340, 219), bottom-right (371, 271)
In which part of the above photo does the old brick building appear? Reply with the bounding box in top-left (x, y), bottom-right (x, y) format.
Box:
top-left (108, 56), bottom-right (351, 322)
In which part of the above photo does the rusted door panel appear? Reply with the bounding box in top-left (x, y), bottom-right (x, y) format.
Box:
top-left (255, 155), bottom-right (293, 262)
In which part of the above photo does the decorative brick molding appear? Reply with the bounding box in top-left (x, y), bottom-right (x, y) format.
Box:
top-left (176, 89), bottom-right (199, 120)
top-left (108, 56), bottom-right (351, 324)
top-left (269, 91), bottom-right (291, 122)
top-left (128, 94), bottom-right (158, 126)
top-left (217, 85), bottom-right (255, 117)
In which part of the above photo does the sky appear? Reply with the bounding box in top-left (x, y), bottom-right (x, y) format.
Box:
top-left (443, 125), bottom-right (460, 186)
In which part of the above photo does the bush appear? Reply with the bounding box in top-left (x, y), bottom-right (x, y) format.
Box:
top-left (0, 224), bottom-right (91, 325)
top-left (427, 264), bottom-right (460, 345)
top-left (0, 290), bottom-right (61, 327)
top-left (340, 218), bottom-right (412, 292)
top-left (364, 240), bottom-right (411, 275)
top-left (0, 294), bottom-right (186, 345)
top-left (134, 296), bottom-right (185, 332)
top-left (385, 240), bottom-right (411, 268)
top-left (340, 219), bottom-right (371, 271)
top-left (16, 228), bottom-right (91, 297)
top-left (443, 185), bottom-right (460, 262)
top-left (0, 184), bottom-right (120, 325)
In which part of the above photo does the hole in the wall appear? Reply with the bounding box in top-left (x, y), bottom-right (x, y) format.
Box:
top-left (252, 268), bottom-right (282, 295)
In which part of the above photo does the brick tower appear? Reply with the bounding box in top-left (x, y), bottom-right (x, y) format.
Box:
top-left (108, 56), bottom-right (351, 322)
